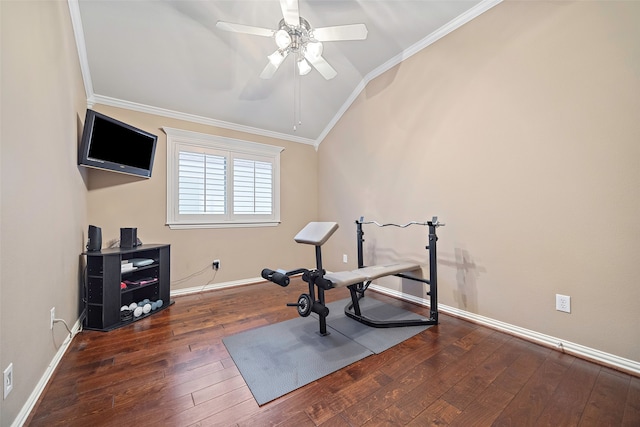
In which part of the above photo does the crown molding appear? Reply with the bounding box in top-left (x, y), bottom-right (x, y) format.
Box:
top-left (67, 0), bottom-right (94, 103)
top-left (91, 94), bottom-right (316, 146)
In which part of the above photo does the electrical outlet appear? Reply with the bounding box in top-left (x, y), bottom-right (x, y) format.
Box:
top-left (213, 259), bottom-right (220, 270)
top-left (343, 254), bottom-right (348, 263)
top-left (556, 294), bottom-right (571, 313)
top-left (50, 307), bottom-right (56, 329)
top-left (4, 363), bottom-right (13, 399)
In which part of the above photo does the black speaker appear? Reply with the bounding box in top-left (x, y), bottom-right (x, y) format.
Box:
top-left (120, 227), bottom-right (138, 248)
top-left (86, 225), bottom-right (102, 252)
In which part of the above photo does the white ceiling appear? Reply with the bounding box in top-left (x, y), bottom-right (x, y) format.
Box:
top-left (71, 0), bottom-right (500, 146)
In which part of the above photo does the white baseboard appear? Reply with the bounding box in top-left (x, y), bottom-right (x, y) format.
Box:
top-left (170, 276), bottom-right (263, 296)
top-left (369, 284), bottom-right (640, 376)
top-left (12, 318), bottom-right (83, 427)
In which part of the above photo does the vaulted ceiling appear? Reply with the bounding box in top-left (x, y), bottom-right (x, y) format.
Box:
top-left (70, 0), bottom-right (500, 146)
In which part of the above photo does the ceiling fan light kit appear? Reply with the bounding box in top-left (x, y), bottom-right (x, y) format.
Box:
top-left (275, 27), bottom-right (293, 49)
top-left (216, 0), bottom-right (368, 80)
top-left (268, 50), bottom-right (286, 67)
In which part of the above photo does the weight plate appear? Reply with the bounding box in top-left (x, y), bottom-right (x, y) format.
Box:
top-left (297, 294), bottom-right (312, 317)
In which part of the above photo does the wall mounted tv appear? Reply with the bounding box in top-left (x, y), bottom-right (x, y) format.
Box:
top-left (78, 109), bottom-right (158, 178)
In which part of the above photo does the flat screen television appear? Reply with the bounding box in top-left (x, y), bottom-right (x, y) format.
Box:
top-left (78, 109), bottom-right (158, 178)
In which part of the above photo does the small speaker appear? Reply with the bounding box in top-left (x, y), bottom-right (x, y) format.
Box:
top-left (120, 227), bottom-right (138, 248)
top-left (86, 225), bottom-right (102, 252)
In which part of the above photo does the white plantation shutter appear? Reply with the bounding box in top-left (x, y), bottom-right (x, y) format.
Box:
top-left (165, 127), bottom-right (283, 228)
top-left (178, 151), bottom-right (226, 214)
top-left (233, 158), bottom-right (273, 215)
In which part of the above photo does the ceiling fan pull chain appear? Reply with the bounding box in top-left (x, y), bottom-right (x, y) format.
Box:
top-left (293, 58), bottom-right (298, 131)
top-left (293, 56), bottom-right (303, 131)
top-left (297, 58), bottom-right (302, 128)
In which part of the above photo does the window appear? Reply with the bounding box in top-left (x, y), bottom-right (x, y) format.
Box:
top-left (164, 127), bottom-right (284, 229)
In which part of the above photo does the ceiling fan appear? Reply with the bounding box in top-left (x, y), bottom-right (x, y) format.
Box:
top-left (216, 0), bottom-right (368, 80)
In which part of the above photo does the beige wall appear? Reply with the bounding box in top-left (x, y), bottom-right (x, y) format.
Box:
top-left (1, 1), bottom-right (88, 425)
top-left (1, 1), bottom-right (638, 425)
top-left (318, 1), bottom-right (640, 362)
top-left (86, 105), bottom-right (319, 291)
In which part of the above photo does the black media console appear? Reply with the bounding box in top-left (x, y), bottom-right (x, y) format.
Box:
top-left (83, 244), bottom-right (172, 331)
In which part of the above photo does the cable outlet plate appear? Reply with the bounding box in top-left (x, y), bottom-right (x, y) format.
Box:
top-left (50, 307), bottom-right (55, 329)
top-left (4, 363), bottom-right (13, 399)
top-left (343, 254), bottom-right (348, 263)
top-left (556, 294), bottom-right (571, 313)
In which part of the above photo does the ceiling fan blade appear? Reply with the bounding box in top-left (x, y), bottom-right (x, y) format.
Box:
top-left (216, 21), bottom-right (274, 37)
top-left (280, 0), bottom-right (300, 27)
top-left (313, 24), bottom-right (368, 42)
top-left (260, 50), bottom-right (289, 79)
top-left (305, 54), bottom-right (337, 80)
top-left (260, 63), bottom-right (279, 79)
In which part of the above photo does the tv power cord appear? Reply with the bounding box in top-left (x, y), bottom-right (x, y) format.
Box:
top-left (171, 262), bottom-right (219, 293)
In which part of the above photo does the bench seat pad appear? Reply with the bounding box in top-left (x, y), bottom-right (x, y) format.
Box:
top-left (294, 222), bottom-right (339, 246)
top-left (325, 262), bottom-right (421, 288)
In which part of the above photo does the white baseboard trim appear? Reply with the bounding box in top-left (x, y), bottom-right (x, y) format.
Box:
top-left (12, 318), bottom-right (83, 427)
top-left (170, 276), bottom-right (263, 297)
top-left (369, 284), bottom-right (640, 376)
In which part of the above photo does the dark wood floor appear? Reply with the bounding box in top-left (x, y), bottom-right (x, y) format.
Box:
top-left (28, 279), bottom-right (639, 426)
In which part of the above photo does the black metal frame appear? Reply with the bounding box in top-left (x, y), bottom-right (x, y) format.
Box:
top-left (261, 244), bottom-right (332, 336)
top-left (344, 218), bottom-right (440, 328)
top-left (261, 217), bottom-right (443, 335)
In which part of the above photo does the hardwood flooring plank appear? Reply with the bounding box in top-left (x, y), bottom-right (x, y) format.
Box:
top-left (406, 398), bottom-right (462, 426)
top-left (622, 375), bottom-right (640, 427)
top-left (535, 357), bottom-right (600, 426)
top-left (188, 398), bottom-right (260, 427)
top-left (272, 410), bottom-right (317, 427)
top-left (448, 383), bottom-right (516, 426)
top-left (491, 351), bottom-right (574, 426)
top-left (164, 365), bottom-right (242, 400)
top-left (579, 368), bottom-right (631, 426)
top-left (164, 386), bottom-right (254, 426)
top-left (163, 344), bottom-right (230, 375)
top-left (491, 340), bottom-right (552, 395)
top-left (440, 336), bottom-right (521, 411)
top-left (192, 374), bottom-right (247, 406)
top-left (102, 393), bottom-right (196, 427)
top-left (318, 413), bottom-right (353, 426)
top-left (28, 392), bottom-right (115, 426)
top-left (305, 371), bottom-right (393, 424)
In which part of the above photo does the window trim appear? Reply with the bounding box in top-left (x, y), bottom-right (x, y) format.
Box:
top-left (164, 127), bottom-right (284, 229)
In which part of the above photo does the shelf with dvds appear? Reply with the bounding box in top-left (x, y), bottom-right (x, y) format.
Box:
top-left (83, 244), bottom-right (172, 331)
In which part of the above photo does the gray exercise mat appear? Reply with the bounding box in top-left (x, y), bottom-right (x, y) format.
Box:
top-left (223, 315), bottom-right (372, 405)
top-left (223, 297), bottom-right (430, 405)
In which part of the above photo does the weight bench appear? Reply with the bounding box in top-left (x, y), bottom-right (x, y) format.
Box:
top-left (261, 217), bottom-right (444, 335)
